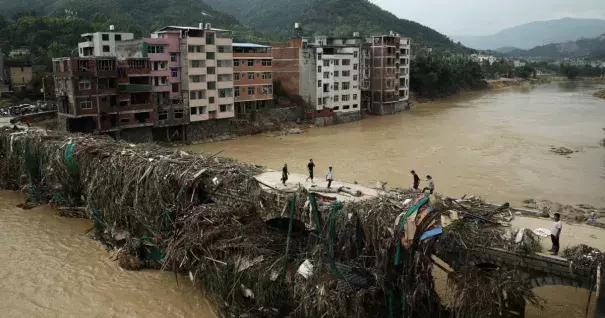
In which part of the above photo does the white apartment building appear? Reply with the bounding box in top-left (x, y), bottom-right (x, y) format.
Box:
top-left (157, 24), bottom-right (234, 122)
top-left (78, 27), bottom-right (134, 57)
top-left (300, 36), bottom-right (362, 114)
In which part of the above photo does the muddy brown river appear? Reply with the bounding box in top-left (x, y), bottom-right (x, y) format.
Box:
top-left (1, 82), bottom-right (604, 317)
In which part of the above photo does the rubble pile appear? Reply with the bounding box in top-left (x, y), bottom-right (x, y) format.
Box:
top-left (562, 245), bottom-right (604, 269)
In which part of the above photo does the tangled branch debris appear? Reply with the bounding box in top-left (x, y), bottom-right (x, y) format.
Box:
top-left (562, 245), bottom-right (604, 269)
top-left (0, 129), bottom-right (585, 317)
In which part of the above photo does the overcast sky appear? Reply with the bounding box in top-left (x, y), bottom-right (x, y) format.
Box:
top-left (370, 0), bottom-right (605, 36)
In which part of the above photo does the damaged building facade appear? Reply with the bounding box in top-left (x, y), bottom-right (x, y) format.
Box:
top-left (272, 27), bottom-right (411, 124)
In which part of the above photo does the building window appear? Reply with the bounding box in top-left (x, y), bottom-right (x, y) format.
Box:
top-left (261, 72), bottom-right (272, 80)
top-left (342, 95), bottom-right (350, 101)
top-left (200, 106), bottom-right (207, 114)
top-left (353, 64), bottom-right (358, 70)
top-left (190, 75), bottom-right (204, 83)
top-left (353, 75), bottom-right (358, 81)
top-left (209, 97), bottom-right (215, 104)
top-left (153, 61), bottom-right (167, 70)
top-left (247, 59), bottom-right (254, 67)
top-left (158, 111), bottom-right (168, 120)
top-left (334, 82), bottom-right (339, 91)
top-left (248, 87), bottom-right (254, 95)
top-left (208, 81), bottom-right (216, 89)
top-left (353, 104), bottom-right (358, 109)
top-left (207, 67), bottom-right (216, 75)
top-left (188, 45), bottom-right (204, 53)
top-left (170, 53), bottom-right (177, 62)
top-left (115, 34), bottom-right (122, 41)
top-left (235, 87), bottom-right (240, 97)
top-left (218, 46), bottom-right (232, 53)
top-left (334, 95), bottom-right (339, 102)
top-left (260, 85), bottom-right (273, 95)
top-left (353, 94), bottom-right (358, 100)
top-left (148, 45), bottom-right (165, 54)
top-left (343, 105), bottom-right (350, 110)
top-left (102, 34), bottom-right (109, 41)
top-left (219, 104), bottom-right (232, 112)
top-left (171, 68), bottom-right (178, 77)
top-left (342, 82), bottom-right (350, 90)
top-left (342, 71), bottom-right (351, 77)
top-left (234, 60), bottom-right (240, 67)
top-left (78, 80), bottom-right (91, 90)
top-left (334, 59), bottom-right (339, 66)
top-left (172, 83), bottom-right (179, 92)
top-left (217, 60), bottom-right (232, 67)
top-left (219, 88), bottom-right (232, 98)
top-left (354, 51), bottom-right (358, 58)
top-left (318, 98), bottom-right (322, 105)
top-left (248, 72), bottom-right (254, 80)
top-left (191, 107), bottom-right (198, 115)
top-left (190, 90), bottom-right (206, 100)
top-left (80, 100), bottom-right (92, 109)
top-left (174, 109), bottom-right (184, 119)
top-left (190, 60), bottom-right (204, 68)
top-left (342, 59), bottom-right (351, 66)
top-left (206, 52), bottom-right (215, 60)
top-left (234, 73), bottom-right (240, 81)
top-left (317, 66), bottom-right (322, 73)
top-left (206, 33), bottom-right (215, 45)
top-left (262, 60), bottom-right (272, 66)
top-left (317, 53), bottom-right (322, 60)
top-left (334, 71), bottom-right (339, 77)
top-left (102, 45), bottom-right (110, 53)
top-left (317, 80), bottom-right (322, 88)
top-left (323, 72), bottom-right (329, 79)
top-left (333, 106), bottom-right (339, 110)
top-left (323, 60), bottom-right (330, 67)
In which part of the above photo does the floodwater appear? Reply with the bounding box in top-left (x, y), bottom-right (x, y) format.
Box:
top-left (186, 81), bottom-right (605, 208)
top-left (184, 82), bottom-right (605, 317)
top-left (1, 82), bottom-right (604, 318)
top-left (0, 191), bottom-right (217, 318)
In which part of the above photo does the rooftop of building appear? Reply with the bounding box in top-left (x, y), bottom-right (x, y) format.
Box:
top-left (52, 56), bottom-right (117, 61)
top-left (232, 43), bottom-right (271, 48)
top-left (156, 25), bottom-right (230, 32)
top-left (81, 31), bottom-right (134, 37)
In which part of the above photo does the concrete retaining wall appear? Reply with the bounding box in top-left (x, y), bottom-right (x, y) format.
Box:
top-left (334, 111), bottom-right (361, 124)
top-left (120, 127), bottom-right (153, 143)
top-left (372, 101), bottom-right (410, 116)
top-left (11, 111), bottom-right (58, 124)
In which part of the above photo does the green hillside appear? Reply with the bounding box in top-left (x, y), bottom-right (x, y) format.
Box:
top-left (506, 35), bottom-right (605, 60)
top-left (205, 0), bottom-right (468, 52)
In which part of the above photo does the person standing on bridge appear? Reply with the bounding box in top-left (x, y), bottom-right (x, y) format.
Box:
top-left (281, 163), bottom-right (290, 186)
top-left (411, 170), bottom-right (420, 191)
top-left (549, 213), bottom-right (562, 255)
top-left (306, 159), bottom-right (316, 183)
top-left (326, 166), bottom-right (334, 189)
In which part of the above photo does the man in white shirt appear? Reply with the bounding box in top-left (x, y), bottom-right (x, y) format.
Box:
top-left (549, 213), bottom-right (562, 255)
top-left (326, 167), bottom-right (333, 189)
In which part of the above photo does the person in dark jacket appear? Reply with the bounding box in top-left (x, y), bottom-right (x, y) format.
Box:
top-left (281, 163), bottom-right (290, 186)
top-left (411, 170), bottom-right (420, 190)
top-left (306, 159), bottom-right (316, 183)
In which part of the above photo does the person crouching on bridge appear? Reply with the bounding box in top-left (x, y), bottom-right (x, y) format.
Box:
top-left (549, 213), bottom-right (562, 255)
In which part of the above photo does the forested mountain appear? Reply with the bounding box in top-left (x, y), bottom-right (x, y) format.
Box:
top-left (204, 0), bottom-right (468, 52)
top-left (452, 18), bottom-right (605, 50)
top-left (505, 35), bottom-right (605, 60)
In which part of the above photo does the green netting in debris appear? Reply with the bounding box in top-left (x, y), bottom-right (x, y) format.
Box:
top-left (64, 141), bottom-right (78, 173)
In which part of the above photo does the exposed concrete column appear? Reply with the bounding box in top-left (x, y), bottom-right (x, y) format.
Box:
top-left (597, 265), bottom-right (604, 317)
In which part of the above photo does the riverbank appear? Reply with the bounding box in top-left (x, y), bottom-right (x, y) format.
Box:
top-left (593, 89), bottom-right (605, 100)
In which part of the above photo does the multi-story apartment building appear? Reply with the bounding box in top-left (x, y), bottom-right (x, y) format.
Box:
top-left (365, 34), bottom-right (411, 115)
top-left (155, 25), bottom-right (235, 122)
top-left (271, 37), bottom-right (303, 103)
top-left (52, 57), bottom-right (154, 136)
top-left (78, 27), bottom-right (134, 58)
top-left (232, 43), bottom-right (273, 118)
top-left (299, 36), bottom-right (362, 119)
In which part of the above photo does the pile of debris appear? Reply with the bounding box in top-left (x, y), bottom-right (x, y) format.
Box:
top-left (0, 129), bottom-right (562, 317)
top-left (522, 199), bottom-right (605, 223)
top-left (562, 245), bottom-right (604, 269)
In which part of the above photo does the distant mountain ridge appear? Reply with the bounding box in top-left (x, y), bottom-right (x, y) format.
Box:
top-left (205, 0), bottom-right (468, 52)
top-left (452, 18), bottom-right (605, 50)
top-left (505, 34), bottom-right (605, 60)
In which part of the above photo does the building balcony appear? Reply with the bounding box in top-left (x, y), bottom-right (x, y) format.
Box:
top-left (118, 84), bottom-right (153, 93)
top-left (78, 41), bottom-right (94, 48)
